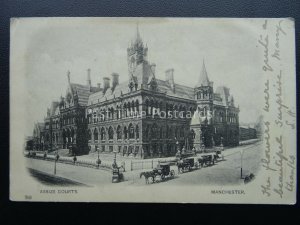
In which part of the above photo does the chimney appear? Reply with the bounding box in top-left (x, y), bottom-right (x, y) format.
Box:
top-left (103, 77), bottom-right (110, 93)
top-left (67, 70), bottom-right (71, 84)
top-left (165, 68), bottom-right (175, 92)
top-left (87, 68), bottom-right (91, 88)
top-left (150, 63), bottom-right (156, 76)
top-left (111, 73), bottom-right (119, 90)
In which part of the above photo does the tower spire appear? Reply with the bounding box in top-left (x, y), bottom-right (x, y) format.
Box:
top-left (197, 59), bottom-right (210, 87)
top-left (135, 22), bottom-right (142, 44)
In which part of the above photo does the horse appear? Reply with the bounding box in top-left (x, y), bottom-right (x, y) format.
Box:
top-left (140, 171), bottom-right (156, 184)
top-left (176, 161), bottom-right (191, 174)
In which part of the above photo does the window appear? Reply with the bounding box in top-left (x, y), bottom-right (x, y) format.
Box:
top-left (108, 126), bottom-right (114, 140)
top-left (136, 100), bottom-right (139, 112)
top-left (129, 124), bottom-right (134, 139)
top-left (124, 127), bottom-right (128, 139)
top-left (136, 125), bottom-right (139, 139)
top-left (101, 127), bottom-right (106, 140)
top-left (93, 129), bottom-right (98, 141)
top-left (88, 129), bottom-right (91, 141)
top-left (117, 126), bottom-right (122, 139)
top-left (180, 127), bottom-right (184, 137)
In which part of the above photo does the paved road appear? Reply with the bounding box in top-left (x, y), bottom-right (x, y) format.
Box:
top-left (26, 158), bottom-right (112, 186)
top-left (26, 142), bottom-right (262, 187)
top-left (122, 142), bottom-right (263, 186)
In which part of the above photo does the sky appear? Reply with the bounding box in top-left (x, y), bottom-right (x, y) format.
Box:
top-left (11, 18), bottom-right (265, 136)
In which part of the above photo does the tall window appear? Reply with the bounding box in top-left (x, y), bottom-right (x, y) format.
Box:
top-left (108, 126), bottom-right (114, 140)
top-left (123, 127), bottom-right (128, 139)
top-left (93, 128), bottom-right (98, 141)
top-left (145, 100), bottom-right (149, 116)
top-left (101, 127), bottom-right (106, 140)
top-left (88, 129), bottom-right (91, 141)
top-left (160, 127), bottom-right (163, 139)
top-left (129, 124), bottom-right (134, 139)
top-left (136, 125), bottom-right (139, 139)
top-left (117, 126), bottom-right (122, 139)
top-left (135, 100), bottom-right (139, 113)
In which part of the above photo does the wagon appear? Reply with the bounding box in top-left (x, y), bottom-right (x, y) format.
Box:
top-left (154, 162), bottom-right (175, 180)
top-left (198, 153), bottom-right (216, 167)
top-left (112, 167), bottom-right (124, 183)
top-left (177, 157), bottom-right (199, 173)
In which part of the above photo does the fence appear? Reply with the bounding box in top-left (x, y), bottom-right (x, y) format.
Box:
top-left (26, 152), bottom-right (112, 171)
top-left (130, 158), bottom-right (177, 171)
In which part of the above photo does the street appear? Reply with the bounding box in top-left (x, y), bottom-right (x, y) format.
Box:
top-left (120, 142), bottom-right (263, 186)
top-left (26, 142), bottom-right (262, 187)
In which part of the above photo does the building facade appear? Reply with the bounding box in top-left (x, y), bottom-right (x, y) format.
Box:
top-left (33, 26), bottom-right (240, 158)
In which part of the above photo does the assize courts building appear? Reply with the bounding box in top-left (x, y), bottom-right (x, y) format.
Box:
top-left (32, 27), bottom-right (240, 158)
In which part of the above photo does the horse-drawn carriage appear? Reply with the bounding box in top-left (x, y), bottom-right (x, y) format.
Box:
top-left (197, 153), bottom-right (216, 167)
top-left (176, 157), bottom-right (199, 173)
top-left (140, 162), bottom-right (175, 184)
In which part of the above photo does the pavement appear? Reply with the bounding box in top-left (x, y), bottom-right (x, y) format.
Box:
top-left (26, 141), bottom-right (262, 187)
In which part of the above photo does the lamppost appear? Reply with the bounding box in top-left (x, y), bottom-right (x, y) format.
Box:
top-left (112, 149), bottom-right (118, 169)
top-left (54, 150), bottom-right (59, 175)
top-left (175, 138), bottom-right (181, 159)
top-left (96, 146), bottom-right (101, 168)
top-left (239, 149), bottom-right (245, 179)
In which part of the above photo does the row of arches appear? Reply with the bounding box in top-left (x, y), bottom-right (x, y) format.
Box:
top-left (88, 123), bottom-right (140, 142)
top-left (214, 111), bottom-right (238, 123)
top-left (196, 89), bottom-right (213, 100)
top-left (87, 98), bottom-right (196, 124)
top-left (143, 124), bottom-right (189, 140)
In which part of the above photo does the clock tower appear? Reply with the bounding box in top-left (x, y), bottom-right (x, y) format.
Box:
top-left (127, 24), bottom-right (148, 77)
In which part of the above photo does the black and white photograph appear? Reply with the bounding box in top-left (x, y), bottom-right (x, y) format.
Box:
top-left (9, 17), bottom-right (296, 203)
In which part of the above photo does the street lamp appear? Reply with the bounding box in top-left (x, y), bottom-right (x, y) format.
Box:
top-left (96, 146), bottom-right (101, 168)
top-left (54, 150), bottom-right (59, 175)
top-left (112, 149), bottom-right (118, 168)
top-left (239, 150), bottom-right (245, 179)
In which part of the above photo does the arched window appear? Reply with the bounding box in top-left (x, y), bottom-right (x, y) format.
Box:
top-left (88, 129), bottom-right (91, 141)
top-left (123, 103), bottom-right (127, 118)
top-left (151, 124), bottom-right (158, 139)
top-left (129, 123), bottom-right (134, 139)
top-left (116, 106), bottom-right (120, 119)
top-left (135, 100), bottom-right (139, 112)
top-left (166, 125), bottom-right (169, 139)
top-left (108, 126), bottom-right (114, 140)
top-left (101, 127), bottom-right (106, 140)
top-left (131, 100), bottom-right (135, 115)
top-left (190, 129), bottom-right (195, 139)
top-left (94, 128), bottom-right (98, 141)
top-left (123, 126), bottom-right (128, 139)
top-left (136, 125), bottom-right (139, 139)
top-left (175, 127), bottom-right (178, 138)
top-left (160, 127), bottom-right (163, 139)
top-left (145, 99), bottom-right (149, 116)
top-left (150, 99), bottom-right (154, 115)
top-left (111, 108), bottom-right (114, 120)
top-left (180, 126), bottom-right (184, 137)
top-left (117, 126), bottom-right (122, 139)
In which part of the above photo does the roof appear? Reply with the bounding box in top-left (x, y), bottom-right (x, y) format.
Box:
top-left (37, 122), bottom-right (45, 130)
top-left (88, 81), bottom-right (130, 105)
top-left (214, 86), bottom-right (235, 107)
top-left (70, 83), bottom-right (101, 106)
top-left (50, 102), bottom-right (59, 116)
top-left (197, 60), bottom-right (210, 87)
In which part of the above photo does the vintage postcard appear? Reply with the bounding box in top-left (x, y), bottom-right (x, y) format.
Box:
top-left (10, 17), bottom-right (296, 203)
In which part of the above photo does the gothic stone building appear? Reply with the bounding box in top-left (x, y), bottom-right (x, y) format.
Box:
top-left (34, 27), bottom-right (239, 158)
